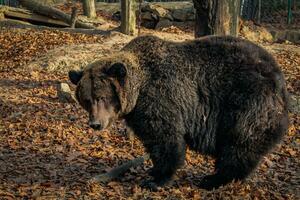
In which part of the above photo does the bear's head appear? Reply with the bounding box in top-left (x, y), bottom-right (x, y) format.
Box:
top-left (68, 52), bottom-right (142, 131)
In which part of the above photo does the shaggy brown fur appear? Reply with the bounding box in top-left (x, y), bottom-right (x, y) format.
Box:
top-left (69, 35), bottom-right (289, 190)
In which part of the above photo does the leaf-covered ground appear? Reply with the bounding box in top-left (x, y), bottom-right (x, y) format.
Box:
top-left (0, 27), bottom-right (299, 200)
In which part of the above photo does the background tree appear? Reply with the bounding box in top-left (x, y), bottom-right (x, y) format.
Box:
top-left (240, 0), bottom-right (260, 21)
top-left (82, 0), bottom-right (96, 18)
top-left (120, 0), bottom-right (136, 35)
top-left (193, 0), bottom-right (240, 38)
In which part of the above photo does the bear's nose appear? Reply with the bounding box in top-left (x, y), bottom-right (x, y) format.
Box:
top-left (89, 123), bottom-right (102, 130)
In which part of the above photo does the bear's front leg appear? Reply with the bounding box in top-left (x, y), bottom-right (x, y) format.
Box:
top-left (141, 137), bottom-right (186, 191)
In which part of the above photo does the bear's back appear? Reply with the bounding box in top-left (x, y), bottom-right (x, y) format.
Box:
top-left (123, 36), bottom-right (284, 95)
top-left (123, 35), bottom-right (280, 77)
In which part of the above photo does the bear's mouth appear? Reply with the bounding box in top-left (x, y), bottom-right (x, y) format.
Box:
top-left (90, 123), bottom-right (102, 130)
top-left (89, 117), bottom-right (115, 131)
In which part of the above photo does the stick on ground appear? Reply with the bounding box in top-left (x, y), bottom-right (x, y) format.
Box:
top-left (89, 153), bottom-right (150, 184)
top-left (70, 7), bottom-right (78, 28)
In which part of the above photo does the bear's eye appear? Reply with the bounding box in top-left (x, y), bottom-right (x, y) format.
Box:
top-left (82, 99), bottom-right (91, 110)
top-left (96, 97), bottom-right (106, 102)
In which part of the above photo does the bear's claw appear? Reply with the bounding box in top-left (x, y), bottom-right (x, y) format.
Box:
top-left (140, 180), bottom-right (159, 191)
top-left (196, 174), bottom-right (224, 190)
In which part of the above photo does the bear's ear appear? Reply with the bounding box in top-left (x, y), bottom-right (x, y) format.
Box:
top-left (105, 62), bottom-right (127, 85)
top-left (69, 70), bottom-right (83, 85)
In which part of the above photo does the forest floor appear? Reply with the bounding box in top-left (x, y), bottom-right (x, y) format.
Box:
top-left (0, 12), bottom-right (299, 200)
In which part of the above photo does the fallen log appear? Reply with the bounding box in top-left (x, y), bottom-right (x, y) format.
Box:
top-left (1, 6), bottom-right (69, 27)
top-left (0, 18), bottom-right (33, 26)
top-left (19, 0), bottom-right (96, 29)
top-left (0, 20), bottom-right (113, 35)
top-left (89, 154), bottom-right (150, 184)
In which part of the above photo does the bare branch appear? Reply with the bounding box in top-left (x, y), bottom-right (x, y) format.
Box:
top-left (89, 154), bottom-right (150, 184)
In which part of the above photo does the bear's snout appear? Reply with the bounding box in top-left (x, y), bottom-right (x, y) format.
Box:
top-left (89, 122), bottom-right (102, 130)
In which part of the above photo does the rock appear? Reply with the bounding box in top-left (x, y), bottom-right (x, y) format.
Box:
top-left (186, 11), bottom-right (195, 21)
top-left (141, 11), bottom-right (155, 21)
top-left (271, 30), bottom-right (300, 44)
top-left (172, 21), bottom-right (194, 30)
top-left (57, 83), bottom-right (76, 103)
top-left (155, 18), bottom-right (173, 30)
top-left (141, 20), bottom-right (157, 29)
top-left (143, 4), bottom-right (173, 20)
top-left (286, 31), bottom-right (300, 44)
top-left (112, 11), bottom-right (121, 21)
top-left (172, 9), bottom-right (187, 22)
top-left (289, 95), bottom-right (300, 114)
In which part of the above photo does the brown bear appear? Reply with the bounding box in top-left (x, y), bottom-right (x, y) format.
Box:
top-left (69, 35), bottom-right (289, 190)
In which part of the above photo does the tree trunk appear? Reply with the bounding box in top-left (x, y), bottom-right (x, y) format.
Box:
top-left (241, 0), bottom-right (258, 21)
top-left (256, 0), bottom-right (261, 23)
top-left (228, 0), bottom-right (241, 36)
top-left (193, 0), bottom-right (240, 38)
top-left (82, 0), bottom-right (96, 18)
top-left (287, 0), bottom-right (292, 25)
top-left (120, 0), bottom-right (136, 35)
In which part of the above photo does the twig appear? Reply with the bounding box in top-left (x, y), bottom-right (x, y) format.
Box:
top-left (89, 153), bottom-right (150, 184)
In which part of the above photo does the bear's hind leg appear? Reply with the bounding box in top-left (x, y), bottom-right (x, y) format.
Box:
top-left (198, 145), bottom-right (260, 190)
top-left (197, 88), bottom-right (288, 190)
top-left (197, 113), bottom-right (287, 190)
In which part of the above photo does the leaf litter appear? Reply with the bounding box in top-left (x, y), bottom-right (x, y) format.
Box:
top-left (0, 26), bottom-right (299, 199)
